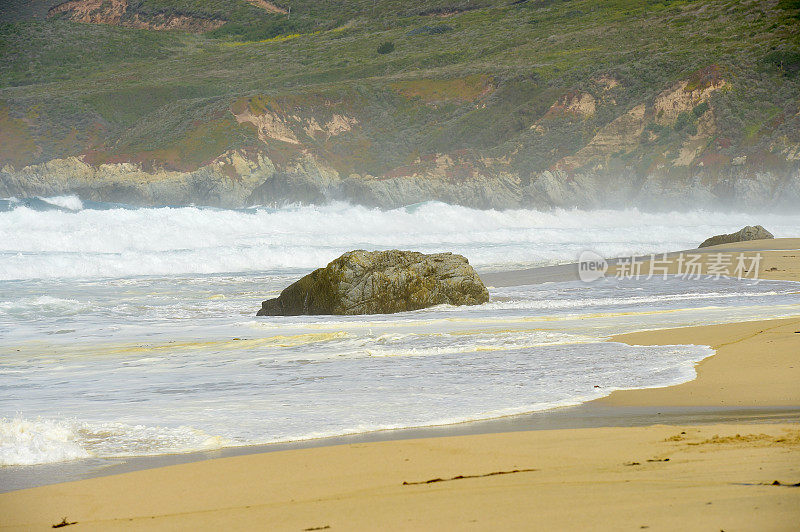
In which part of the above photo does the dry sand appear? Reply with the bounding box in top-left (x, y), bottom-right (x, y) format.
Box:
top-left (2, 238), bottom-right (799, 531)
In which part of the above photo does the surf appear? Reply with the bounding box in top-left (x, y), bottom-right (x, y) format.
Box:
top-left (2, 197), bottom-right (800, 280)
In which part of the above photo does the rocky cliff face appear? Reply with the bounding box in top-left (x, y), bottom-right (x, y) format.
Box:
top-left (4, 151), bottom-right (798, 212)
top-left (48, 0), bottom-right (226, 32)
top-left (0, 151), bottom-right (276, 208)
top-left (3, 52), bottom-right (799, 211)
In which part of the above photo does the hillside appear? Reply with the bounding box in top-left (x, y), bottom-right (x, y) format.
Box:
top-left (1, 0), bottom-right (799, 209)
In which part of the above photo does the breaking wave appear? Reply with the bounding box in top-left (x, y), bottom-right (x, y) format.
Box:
top-left (2, 197), bottom-right (798, 280)
top-left (0, 417), bottom-right (229, 466)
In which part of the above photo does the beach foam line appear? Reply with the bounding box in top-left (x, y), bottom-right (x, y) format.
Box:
top-left (0, 340), bottom-right (715, 465)
top-left (100, 332), bottom-right (351, 356)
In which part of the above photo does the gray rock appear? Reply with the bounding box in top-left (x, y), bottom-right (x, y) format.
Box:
top-left (257, 249), bottom-right (489, 316)
top-left (732, 173), bottom-right (779, 210)
top-left (338, 172), bottom-right (524, 210)
top-left (771, 170), bottom-right (800, 211)
top-left (698, 225), bottom-right (774, 248)
top-left (635, 174), bottom-right (719, 211)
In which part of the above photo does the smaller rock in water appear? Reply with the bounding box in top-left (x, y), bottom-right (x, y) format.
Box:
top-left (257, 249), bottom-right (490, 316)
top-left (698, 225), bottom-right (774, 248)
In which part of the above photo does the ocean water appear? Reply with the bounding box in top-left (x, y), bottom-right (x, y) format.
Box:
top-left (1, 197), bottom-right (799, 466)
top-left (3, 196), bottom-right (800, 280)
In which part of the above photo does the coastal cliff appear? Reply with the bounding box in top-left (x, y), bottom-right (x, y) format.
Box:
top-left (2, 0), bottom-right (799, 210)
top-left (3, 154), bottom-right (798, 211)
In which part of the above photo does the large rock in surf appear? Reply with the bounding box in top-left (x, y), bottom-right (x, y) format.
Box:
top-left (257, 250), bottom-right (489, 316)
top-left (698, 225), bottom-right (774, 248)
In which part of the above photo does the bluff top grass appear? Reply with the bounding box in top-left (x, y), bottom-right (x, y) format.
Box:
top-left (0, 0), bottom-right (798, 179)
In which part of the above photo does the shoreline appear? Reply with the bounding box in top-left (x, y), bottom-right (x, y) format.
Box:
top-left (2, 310), bottom-right (799, 490)
top-left (2, 318), bottom-right (798, 494)
top-left (2, 239), bottom-right (799, 529)
top-left (3, 419), bottom-right (798, 529)
top-left (4, 402), bottom-right (798, 494)
top-left (601, 316), bottom-right (800, 407)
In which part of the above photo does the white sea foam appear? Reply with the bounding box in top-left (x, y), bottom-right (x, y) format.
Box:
top-left (41, 195), bottom-right (84, 211)
top-left (0, 296), bottom-right (90, 319)
top-left (0, 418), bottom-right (90, 465)
top-left (0, 342), bottom-right (713, 465)
top-left (2, 199), bottom-right (800, 280)
top-left (3, 274), bottom-right (799, 466)
top-left (0, 417), bottom-right (229, 466)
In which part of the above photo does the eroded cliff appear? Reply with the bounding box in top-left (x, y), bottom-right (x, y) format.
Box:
top-left (2, 0), bottom-right (799, 210)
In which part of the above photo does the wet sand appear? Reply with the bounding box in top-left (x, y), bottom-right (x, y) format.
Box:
top-left (3, 402), bottom-right (797, 494)
top-left (2, 420), bottom-right (798, 530)
top-left (601, 317), bottom-right (800, 407)
top-left (2, 238), bottom-right (799, 530)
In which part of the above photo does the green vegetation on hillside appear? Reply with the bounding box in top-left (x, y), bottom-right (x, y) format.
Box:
top-left (0, 0), bottom-right (798, 178)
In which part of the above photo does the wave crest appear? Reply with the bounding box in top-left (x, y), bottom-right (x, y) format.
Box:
top-left (2, 200), bottom-right (799, 280)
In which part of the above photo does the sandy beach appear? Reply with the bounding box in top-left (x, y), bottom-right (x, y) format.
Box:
top-left (2, 239), bottom-right (799, 530)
